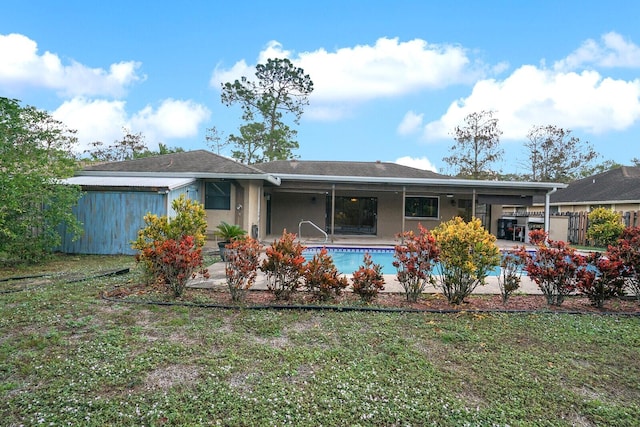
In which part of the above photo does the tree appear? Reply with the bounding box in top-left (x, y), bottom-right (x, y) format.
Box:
top-left (221, 58), bottom-right (314, 164)
top-left (443, 110), bottom-right (503, 179)
top-left (523, 125), bottom-right (598, 183)
top-left (84, 128), bottom-right (147, 161)
top-left (632, 157), bottom-right (640, 167)
top-left (577, 159), bottom-right (623, 178)
top-left (0, 97), bottom-right (82, 263)
top-left (204, 126), bottom-right (230, 155)
top-left (136, 143), bottom-right (185, 159)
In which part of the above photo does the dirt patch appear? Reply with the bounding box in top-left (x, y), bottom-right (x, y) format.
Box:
top-left (144, 364), bottom-right (201, 391)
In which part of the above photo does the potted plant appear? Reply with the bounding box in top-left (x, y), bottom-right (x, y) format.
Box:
top-left (214, 221), bottom-right (246, 261)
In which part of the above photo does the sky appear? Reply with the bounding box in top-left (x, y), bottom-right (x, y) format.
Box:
top-left (1, 0), bottom-right (640, 175)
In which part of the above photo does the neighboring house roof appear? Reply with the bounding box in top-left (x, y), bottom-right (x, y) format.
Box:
top-left (532, 166), bottom-right (640, 205)
top-left (78, 150), bottom-right (280, 185)
top-left (64, 176), bottom-right (196, 191)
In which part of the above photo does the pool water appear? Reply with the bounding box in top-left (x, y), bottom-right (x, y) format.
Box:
top-left (303, 246), bottom-right (507, 276)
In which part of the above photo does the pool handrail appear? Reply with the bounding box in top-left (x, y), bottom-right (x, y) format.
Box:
top-left (299, 220), bottom-right (328, 244)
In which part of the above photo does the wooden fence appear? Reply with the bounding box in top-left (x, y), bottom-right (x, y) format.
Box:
top-left (563, 210), bottom-right (640, 245)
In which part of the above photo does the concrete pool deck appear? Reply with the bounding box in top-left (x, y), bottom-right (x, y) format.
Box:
top-left (190, 237), bottom-right (543, 295)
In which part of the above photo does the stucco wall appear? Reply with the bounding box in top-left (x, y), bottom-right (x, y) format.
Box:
top-left (203, 181), bottom-right (237, 237)
top-left (270, 192), bottom-right (327, 238)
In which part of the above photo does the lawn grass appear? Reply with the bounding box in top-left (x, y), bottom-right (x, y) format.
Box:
top-left (1, 254), bottom-right (639, 426)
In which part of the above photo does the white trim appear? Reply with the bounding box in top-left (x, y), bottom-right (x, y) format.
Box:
top-left (76, 170), bottom-right (281, 186)
top-left (269, 173), bottom-right (566, 190)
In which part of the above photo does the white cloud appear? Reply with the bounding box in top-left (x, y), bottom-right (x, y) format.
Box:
top-left (395, 156), bottom-right (438, 172)
top-left (0, 33), bottom-right (144, 97)
top-left (53, 97), bottom-right (210, 152)
top-left (211, 37), bottom-right (485, 120)
top-left (423, 65), bottom-right (640, 141)
top-left (397, 111), bottom-right (424, 136)
top-left (53, 98), bottom-right (128, 151)
top-left (131, 99), bottom-right (211, 140)
top-left (554, 32), bottom-right (640, 71)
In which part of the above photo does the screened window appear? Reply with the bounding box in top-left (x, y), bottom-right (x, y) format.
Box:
top-left (405, 196), bottom-right (439, 218)
top-left (205, 181), bottom-right (231, 210)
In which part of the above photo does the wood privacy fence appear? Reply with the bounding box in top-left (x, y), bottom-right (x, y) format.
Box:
top-left (563, 210), bottom-right (640, 245)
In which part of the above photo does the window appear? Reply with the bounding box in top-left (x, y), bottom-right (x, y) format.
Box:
top-left (205, 181), bottom-right (231, 210)
top-left (405, 196), bottom-right (439, 218)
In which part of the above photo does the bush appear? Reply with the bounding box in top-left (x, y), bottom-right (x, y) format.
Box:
top-left (132, 195), bottom-right (207, 281)
top-left (261, 230), bottom-right (306, 300)
top-left (607, 226), bottom-right (640, 301)
top-left (432, 217), bottom-right (501, 305)
top-left (586, 207), bottom-right (624, 248)
top-left (225, 236), bottom-right (262, 302)
top-left (520, 232), bottom-right (585, 306)
top-left (497, 249), bottom-right (525, 305)
top-left (351, 252), bottom-right (385, 302)
top-left (303, 247), bottom-right (349, 301)
top-left (577, 252), bottom-right (625, 308)
top-left (393, 224), bottom-right (439, 302)
top-left (141, 235), bottom-right (209, 297)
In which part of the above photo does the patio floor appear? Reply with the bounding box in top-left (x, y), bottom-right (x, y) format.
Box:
top-left (193, 237), bottom-right (542, 295)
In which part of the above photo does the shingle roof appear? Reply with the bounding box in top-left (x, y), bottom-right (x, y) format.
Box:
top-left (82, 150), bottom-right (266, 175)
top-left (255, 160), bottom-right (449, 179)
top-left (550, 166), bottom-right (640, 203)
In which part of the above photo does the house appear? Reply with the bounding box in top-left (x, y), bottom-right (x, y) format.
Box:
top-left (501, 166), bottom-right (640, 244)
top-left (60, 150), bottom-right (279, 254)
top-left (61, 150), bottom-right (566, 254)
top-left (545, 166), bottom-right (640, 215)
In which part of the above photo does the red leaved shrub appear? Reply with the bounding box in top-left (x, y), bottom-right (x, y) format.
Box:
top-left (393, 224), bottom-right (439, 302)
top-left (351, 253), bottom-right (385, 302)
top-left (303, 247), bottom-right (349, 301)
top-left (141, 235), bottom-right (209, 297)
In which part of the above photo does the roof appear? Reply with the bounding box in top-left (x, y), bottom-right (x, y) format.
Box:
top-left (256, 160), bottom-right (449, 179)
top-left (256, 159), bottom-right (566, 193)
top-left (78, 150), bottom-right (280, 185)
top-left (549, 166), bottom-right (640, 204)
top-left (64, 176), bottom-right (196, 190)
top-left (75, 151), bottom-right (566, 195)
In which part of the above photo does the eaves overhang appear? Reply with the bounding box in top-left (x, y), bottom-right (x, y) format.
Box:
top-left (76, 170), bottom-right (282, 186)
top-left (271, 173), bottom-right (567, 192)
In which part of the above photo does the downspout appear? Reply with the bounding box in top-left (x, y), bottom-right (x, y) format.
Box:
top-left (472, 189), bottom-right (476, 219)
top-left (257, 185), bottom-right (262, 240)
top-left (544, 187), bottom-right (558, 238)
top-left (401, 186), bottom-right (406, 243)
top-left (331, 184), bottom-right (336, 243)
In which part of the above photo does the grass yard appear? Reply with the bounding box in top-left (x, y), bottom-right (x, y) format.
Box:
top-left (1, 254), bottom-right (639, 426)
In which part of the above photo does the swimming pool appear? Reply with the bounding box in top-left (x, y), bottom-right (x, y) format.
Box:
top-left (303, 246), bottom-right (524, 276)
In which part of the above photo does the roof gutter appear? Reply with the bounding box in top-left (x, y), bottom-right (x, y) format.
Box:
top-left (270, 173), bottom-right (567, 190)
top-left (76, 170), bottom-right (281, 186)
top-left (544, 187), bottom-right (559, 234)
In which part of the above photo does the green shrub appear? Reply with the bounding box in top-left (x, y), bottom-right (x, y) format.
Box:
top-left (586, 207), bottom-right (624, 248)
